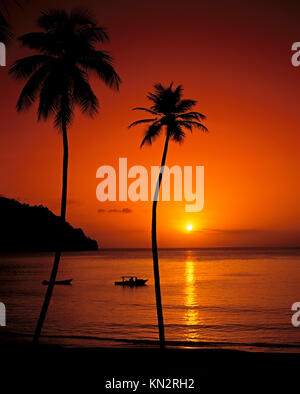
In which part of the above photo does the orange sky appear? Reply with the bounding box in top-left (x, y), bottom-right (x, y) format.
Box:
top-left (0, 0), bottom-right (300, 247)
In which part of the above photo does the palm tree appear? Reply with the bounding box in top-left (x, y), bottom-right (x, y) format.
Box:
top-left (129, 83), bottom-right (207, 348)
top-left (10, 8), bottom-right (121, 343)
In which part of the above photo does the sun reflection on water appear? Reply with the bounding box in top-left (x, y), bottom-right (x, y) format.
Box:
top-left (184, 260), bottom-right (200, 341)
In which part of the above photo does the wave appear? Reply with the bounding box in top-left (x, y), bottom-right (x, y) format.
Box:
top-left (1, 331), bottom-right (300, 349)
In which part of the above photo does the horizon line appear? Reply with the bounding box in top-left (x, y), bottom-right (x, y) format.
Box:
top-left (97, 246), bottom-right (300, 250)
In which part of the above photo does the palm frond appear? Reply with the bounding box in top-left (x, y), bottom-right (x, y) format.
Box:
top-left (70, 8), bottom-right (109, 43)
top-left (128, 118), bottom-right (157, 129)
top-left (70, 7), bottom-right (98, 27)
top-left (18, 32), bottom-right (59, 54)
top-left (140, 122), bottom-right (162, 147)
top-left (173, 84), bottom-right (183, 103)
top-left (16, 64), bottom-right (51, 111)
top-left (133, 107), bottom-right (159, 115)
top-left (169, 123), bottom-right (185, 143)
top-left (37, 68), bottom-right (66, 121)
top-left (175, 99), bottom-right (196, 113)
top-left (78, 26), bottom-right (109, 44)
top-left (38, 9), bottom-right (68, 32)
top-left (71, 66), bottom-right (99, 116)
top-left (147, 92), bottom-right (159, 104)
top-left (178, 120), bottom-right (208, 132)
top-left (153, 82), bottom-right (167, 94)
top-left (177, 121), bottom-right (192, 131)
top-left (176, 111), bottom-right (206, 121)
top-left (79, 50), bottom-right (121, 90)
top-left (10, 55), bottom-right (53, 79)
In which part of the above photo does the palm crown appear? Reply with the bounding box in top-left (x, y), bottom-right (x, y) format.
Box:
top-left (129, 83), bottom-right (208, 146)
top-left (10, 8), bottom-right (121, 129)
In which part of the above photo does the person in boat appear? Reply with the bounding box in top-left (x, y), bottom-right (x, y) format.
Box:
top-left (129, 277), bottom-right (134, 285)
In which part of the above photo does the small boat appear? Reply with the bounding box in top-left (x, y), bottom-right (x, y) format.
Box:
top-left (42, 279), bottom-right (72, 285)
top-left (115, 276), bottom-right (148, 287)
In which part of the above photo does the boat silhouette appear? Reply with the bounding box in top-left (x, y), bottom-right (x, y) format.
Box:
top-left (42, 279), bottom-right (72, 285)
top-left (114, 276), bottom-right (148, 287)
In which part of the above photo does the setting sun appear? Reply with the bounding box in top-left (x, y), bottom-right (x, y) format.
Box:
top-left (186, 224), bottom-right (193, 232)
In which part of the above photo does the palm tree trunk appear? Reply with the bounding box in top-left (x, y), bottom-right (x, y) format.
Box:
top-left (152, 131), bottom-right (170, 349)
top-left (33, 119), bottom-right (69, 343)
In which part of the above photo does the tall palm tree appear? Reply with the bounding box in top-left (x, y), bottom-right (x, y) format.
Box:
top-left (129, 83), bottom-right (207, 348)
top-left (10, 8), bottom-right (121, 343)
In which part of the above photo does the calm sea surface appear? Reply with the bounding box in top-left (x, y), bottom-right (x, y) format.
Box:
top-left (0, 248), bottom-right (300, 352)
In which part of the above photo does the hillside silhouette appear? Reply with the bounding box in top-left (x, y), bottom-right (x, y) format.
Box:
top-left (0, 197), bottom-right (98, 252)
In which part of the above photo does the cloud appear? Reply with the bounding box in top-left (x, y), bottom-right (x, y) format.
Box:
top-left (109, 208), bottom-right (132, 213)
top-left (199, 228), bottom-right (261, 235)
top-left (97, 208), bottom-right (133, 214)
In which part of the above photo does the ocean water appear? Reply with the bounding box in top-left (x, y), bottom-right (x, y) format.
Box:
top-left (0, 248), bottom-right (300, 352)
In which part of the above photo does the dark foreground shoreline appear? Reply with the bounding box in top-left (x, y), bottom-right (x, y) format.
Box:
top-left (1, 341), bottom-right (299, 392)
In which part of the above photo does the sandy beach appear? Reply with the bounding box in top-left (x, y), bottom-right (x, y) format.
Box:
top-left (1, 339), bottom-right (300, 392)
